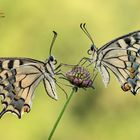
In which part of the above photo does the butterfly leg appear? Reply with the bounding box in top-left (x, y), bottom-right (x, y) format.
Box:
top-left (56, 70), bottom-right (79, 87)
top-left (59, 76), bottom-right (71, 83)
top-left (54, 70), bottom-right (66, 77)
top-left (77, 57), bottom-right (91, 66)
top-left (91, 86), bottom-right (95, 90)
top-left (55, 63), bottom-right (78, 71)
top-left (53, 74), bottom-right (74, 99)
top-left (86, 61), bottom-right (94, 68)
top-left (57, 77), bottom-right (75, 88)
top-left (55, 63), bottom-right (78, 81)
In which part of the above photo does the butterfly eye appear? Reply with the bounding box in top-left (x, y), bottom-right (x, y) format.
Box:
top-left (90, 45), bottom-right (94, 51)
top-left (49, 56), bottom-right (54, 62)
top-left (88, 45), bottom-right (96, 55)
top-left (49, 56), bottom-right (57, 65)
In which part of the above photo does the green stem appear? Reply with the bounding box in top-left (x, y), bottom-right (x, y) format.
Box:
top-left (48, 88), bottom-right (76, 140)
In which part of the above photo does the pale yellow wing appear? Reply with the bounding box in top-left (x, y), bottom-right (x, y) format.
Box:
top-left (0, 64), bottom-right (43, 118)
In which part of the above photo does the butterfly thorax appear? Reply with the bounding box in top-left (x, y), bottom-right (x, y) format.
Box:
top-left (44, 55), bottom-right (56, 76)
top-left (89, 44), bottom-right (98, 63)
top-left (44, 61), bottom-right (55, 77)
top-left (91, 50), bottom-right (98, 63)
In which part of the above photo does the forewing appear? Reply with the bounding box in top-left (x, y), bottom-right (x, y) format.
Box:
top-left (0, 57), bottom-right (44, 70)
top-left (98, 30), bottom-right (140, 53)
top-left (97, 30), bottom-right (140, 94)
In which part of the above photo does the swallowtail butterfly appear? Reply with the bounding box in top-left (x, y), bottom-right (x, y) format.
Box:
top-left (80, 23), bottom-right (140, 95)
top-left (0, 31), bottom-right (59, 118)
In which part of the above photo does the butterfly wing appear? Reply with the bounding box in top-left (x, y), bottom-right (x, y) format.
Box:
top-left (0, 60), bottom-right (44, 118)
top-left (43, 77), bottom-right (57, 100)
top-left (0, 58), bottom-right (58, 100)
top-left (43, 60), bottom-right (58, 100)
top-left (96, 30), bottom-right (140, 94)
top-left (0, 57), bottom-right (45, 70)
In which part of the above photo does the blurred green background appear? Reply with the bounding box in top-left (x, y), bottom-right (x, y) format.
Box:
top-left (1, 0), bottom-right (140, 140)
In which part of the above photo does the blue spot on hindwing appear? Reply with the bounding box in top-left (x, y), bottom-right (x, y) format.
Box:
top-left (132, 62), bottom-right (139, 70)
top-left (127, 77), bottom-right (137, 90)
top-left (137, 49), bottom-right (140, 56)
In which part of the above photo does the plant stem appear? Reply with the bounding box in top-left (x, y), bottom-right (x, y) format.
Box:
top-left (48, 87), bottom-right (76, 140)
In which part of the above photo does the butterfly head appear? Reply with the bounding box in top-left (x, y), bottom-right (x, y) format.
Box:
top-left (48, 55), bottom-right (57, 65)
top-left (89, 44), bottom-right (97, 52)
top-left (87, 44), bottom-right (98, 61)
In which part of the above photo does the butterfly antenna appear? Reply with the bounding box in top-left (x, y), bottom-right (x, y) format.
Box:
top-left (80, 23), bottom-right (94, 45)
top-left (49, 31), bottom-right (57, 56)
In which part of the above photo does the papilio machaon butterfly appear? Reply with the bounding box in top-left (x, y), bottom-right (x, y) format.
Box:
top-left (80, 23), bottom-right (140, 95)
top-left (0, 31), bottom-right (59, 118)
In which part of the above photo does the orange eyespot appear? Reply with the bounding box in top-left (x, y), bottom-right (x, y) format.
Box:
top-left (130, 73), bottom-right (135, 79)
top-left (129, 67), bottom-right (135, 73)
top-left (23, 105), bottom-right (30, 113)
top-left (121, 82), bottom-right (131, 92)
top-left (128, 67), bottom-right (135, 79)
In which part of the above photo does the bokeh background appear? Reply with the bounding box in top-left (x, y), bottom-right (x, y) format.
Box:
top-left (0, 0), bottom-right (140, 140)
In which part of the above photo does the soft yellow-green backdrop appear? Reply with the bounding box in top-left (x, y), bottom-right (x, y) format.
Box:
top-left (0, 0), bottom-right (140, 140)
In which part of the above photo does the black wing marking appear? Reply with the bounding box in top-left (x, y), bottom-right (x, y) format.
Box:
top-left (97, 30), bottom-right (140, 94)
top-left (0, 57), bottom-right (44, 70)
top-left (0, 64), bottom-right (43, 118)
top-left (98, 30), bottom-right (140, 53)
